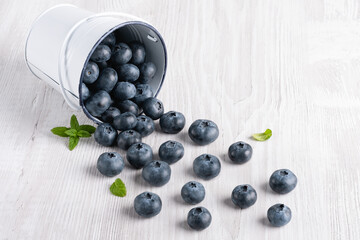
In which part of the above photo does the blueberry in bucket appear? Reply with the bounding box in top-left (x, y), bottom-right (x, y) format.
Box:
top-left (85, 90), bottom-right (112, 117)
top-left (116, 64), bottom-right (140, 82)
top-left (92, 67), bottom-right (118, 92)
top-left (132, 84), bottom-right (153, 105)
top-left (116, 100), bottom-right (140, 116)
top-left (101, 106), bottom-right (121, 123)
top-left (111, 42), bottom-right (132, 65)
top-left (140, 62), bottom-right (156, 78)
top-left (90, 44), bottom-right (112, 62)
top-left (113, 82), bottom-right (137, 101)
top-left (82, 61), bottom-right (99, 84)
top-left (113, 112), bottom-right (137, 131)
top-left (129, 41), bottom-right (146, 65)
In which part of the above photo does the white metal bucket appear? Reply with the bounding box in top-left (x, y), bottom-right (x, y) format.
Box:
top-left (25, 4), bottom-right (167, 123)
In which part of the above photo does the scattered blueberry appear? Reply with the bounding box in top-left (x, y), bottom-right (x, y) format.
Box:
top-left (142, 97), bottom-right (164, 120)
top-left (188, 119), bottom-right (219, 145)
top-left (101, 33), bottom-right (116, 47)
top-left (113, 112), bottom-right (137, 131)
top-left (134, 192), bottom-right (162, 218)
top-left (142, 161), bottom-right (171, 187)
top-left (269, 169), bottom-right (297, 194)
top-left (228, 141), bottom-right (253, 164)
top-left (193, 154), bottom-right (221, 180)
top-left (111, 42), bottom-right (132, 65)
top-left (134, 115), bottom-right (155, 137)
top-left (97, 152), bottom-right (124, 177)
top-left (132, 84), bottom-right (154, 105)
top-left (116, 100), bottom-right (140, 116)
top-left (80, 83), bottom-right (90, 101)
top-left (90, 44), bottom-right (112, 62)
top-left (94, 123), bottom-right (118, 147)
top-left (85, 90), bottom-right (112, 117)
top-left (117, 64), bottom-right (140, 82)
top-left (159, 111), bottom-right (186, 134)
top-left (101, 106), bottom-right (121, 123)
top-left (129, 41), bottom-right (146, 65)
top-left (267, 204), bottom-right (292, 227)
top-left (92, 67), bottom-right (118, 92)
top-left (82, 61), bottom-right (99, 84)
top-left (126, 143), bottom-right (153, 169)
top-left (140, 62), bottom-right (157, 78)
top-left (187, 207), bottom-right (212, 230)
top-left (116, 130), bottom-right (141, 150)
top-left (113, 82), bottom-right (136, 101)
top-left (181, 181), bottom-right (205, 204)
top-left (231, 184), bottom-right (257, 209)
top-left (158, 140), bottom-right (184, 164)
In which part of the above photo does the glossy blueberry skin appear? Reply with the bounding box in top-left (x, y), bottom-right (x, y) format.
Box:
top-left (126, 143), bottom-right (153, 169)
top-left (116, 100), bottom-right (140, 116)
top-left (113, 112), bottom-right (137, 131)
top-left (267, 204), bottom-right (292, 227)
top-left (101, 33), bottom-right (116, 46)
top-left (97, 152), bottom-right (124, 177)
top-left (181, 181), bottom-right (205, 204)
top-left (140, 62), bottom-right (156, 78)
top-left (188, 119), bottom-right (219, 145)
top-left (80, 83), bottom-right (91, 101)
top-left (117, 64), bottom-right (140, 82)
top-left (134, 115), bottom-right (155, 137)
top-left (231, 184), bottom-right (257, 209)
top-left (158, 140), bottom-right (184, 164)
top-left (132, 84), bottom-right (154, 105)
top-left (111, 42), bottom-right (132, 65)
top-left (113, 82), bottom-right (136, 101)
top-left (129, 41), bottom-right (146, 65)
top-left (142, 97), bottom-right (164, 120)
top-left (116, 130), bottom-right (141, 150)
top-left (83, 61), bottom-right (99, 84)
top-left (187, 207), bottom-right (212, 230)
top-left (134, 192), bottom-right (162, 218)
top-left (97, 61), bottom-right (108, 70)
top-left (228, 141), bottom-right (253, 164)
top-left (85, 90), bottom-right (112, 117)
top-left (142, 161), bottom-right (171, 187)
top-left (94, 123), bottom-right (118, 147)
top-left (92, 67), bottom-right (118, 92)
top-left (193, 154), bottom-right (221, 180)
top-left (101, 107), bottom-right (121, 123)
top-left (159, 111), bottom-right (186, 134)
top-left (269, 169), bottom-right (297, 194)
top-left (90, 44), bottom-right (112, 62)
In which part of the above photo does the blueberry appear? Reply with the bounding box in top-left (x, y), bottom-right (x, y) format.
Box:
top-left (97, 61), bottom-right (108, 70)
top-left (137, 76), bottom-right (151, 84)
top-left (92, 68), bottom-right (118, 92)
top-left (101, 107), bottom-right (121, 123)
top-left (193, 154), bottom-right (221, 180)
top-left (90, 44), bottom-right (112, 62)
top-left (181, 181), bottom-right (205, 204)
top-left (187, 207), bottom-right (212, 230)
top-left (228, 141), bottom-right (253, 164)
top-left (113, 82), bottom-right (136, 101)
top-left (132, 84), bottom-right (153, 105)
top-left (111, 42), bottom-right (132, 65)
top-left (158, 140), bottom-right (184, 164)
top-left (267, 204), bottom-right (292, 227)
top-left (269, 169), bottom-right (297, 194)
top-left (85, 90), bottom-right (112, 117)
top-left (159, 111), bottom-right (186, 134)
top-left (80, 83), bottom-right (90, 101)
top-left (231, 184), bottom-right (257, 209)
top-left (129, 41), bottom-right (146, 65)
top-left (82, 61), bottom-right (99, 84)
top-left (97, 152), bottom-right (124, 177)
top-left (140, 62), bottom-right (156, 78)
top-left (188, 119), bottom-right (219, 145)
top-left (116, 130), bottom-right (141, 150)
top-left (117, 64), bottom-right (140, 82)
top-left (101, 32), bottom-right (116, 46)
top-left (126, 143), bottom-right (153, 169)
top-left (134, 115), bottom-right (155, 137)
top-left (142, 161), bottom-right (171, 187)
top-left (113, 112), bottom-right (137, 131)
top-left (94, 123), bottom-right (118, 147)
top-left (134, 192), bottom-right (162, 218)
top-left (116, 100), bottom-right (140, 116)
top-left (142, 97), bottom-right (164, 120)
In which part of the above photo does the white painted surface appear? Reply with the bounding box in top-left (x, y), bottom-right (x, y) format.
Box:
top-left (0, 0), bottom-right (360, 239)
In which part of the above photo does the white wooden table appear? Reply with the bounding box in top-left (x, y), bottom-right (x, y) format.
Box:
top-left (1, 0), bottom-right (360, 239)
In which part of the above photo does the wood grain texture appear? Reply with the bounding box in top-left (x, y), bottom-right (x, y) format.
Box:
top-left (1, 0), bottom-right (360, 239)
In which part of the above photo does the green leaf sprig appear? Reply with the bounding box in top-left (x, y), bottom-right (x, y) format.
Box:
top-left (110, 178), bottom-right (127, 197)
top-left (51, 115), bottom-right (96, 150)
top-left (252, 129), bottom-right (272, 141)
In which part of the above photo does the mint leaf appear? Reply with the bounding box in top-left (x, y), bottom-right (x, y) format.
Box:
top-left (78, 125), bottom-right (96, 134)
top-left (77, 130), bottom-right (91, 138)
top-left (110, 178), bottom-right (126, 197)
top-left (252, 129), bottom-right (272, 141)
top-left (70, 115), bottom-right (80, 130)
top-left (64, 129), bottom-right (77, 137)
top-left (69, 136), bottom-right (79, 150)
top-left (51, 127), bottom-right (70, 137)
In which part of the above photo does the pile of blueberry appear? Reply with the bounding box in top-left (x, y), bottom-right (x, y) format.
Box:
top-left (83, 32), bottom-right (297, 230)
